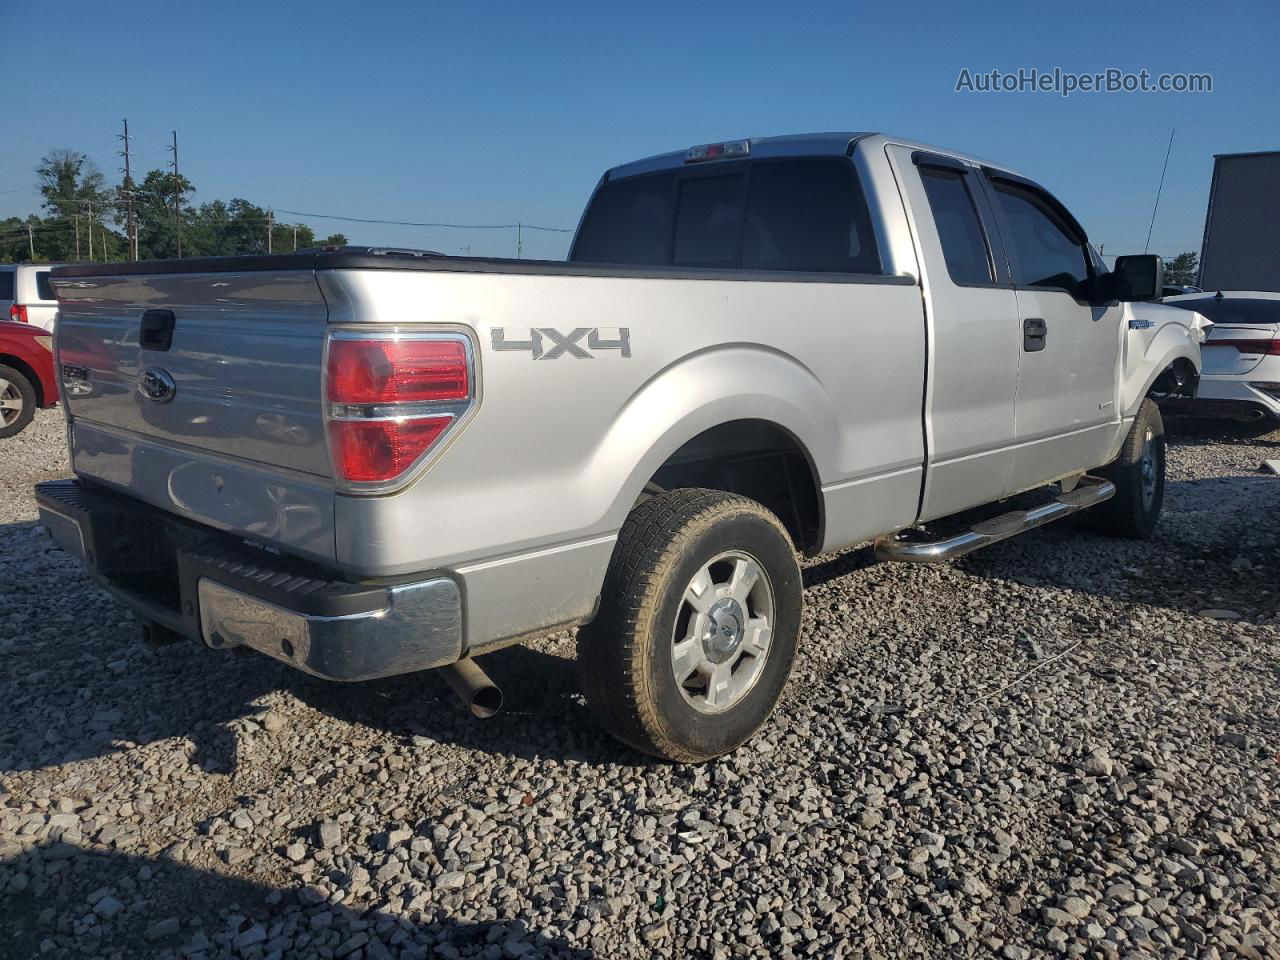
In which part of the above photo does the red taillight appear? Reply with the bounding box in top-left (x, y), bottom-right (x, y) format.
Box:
top-left (9, 304), bottom-right (28, 323)
top-left (329, 416), bottom-right (453, 483)
top-left (325, 333), bottom-right (473, 487)
top-left (1205, 337), bottom-right (1280, 356)
top-left (327, 337), bottom-right (468, 404)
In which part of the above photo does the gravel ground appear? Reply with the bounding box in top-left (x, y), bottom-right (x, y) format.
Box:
top-left (1, 408), bottom-right (1278, 960)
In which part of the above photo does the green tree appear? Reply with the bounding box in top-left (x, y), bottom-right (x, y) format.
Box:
top-left (1164, 251), bottom-right (1199, 287)
top-left (35, 150), bottom-right (112, 260)
top-left (135, 168), bottom-right (195, 260)
top-left (0, 216), bottom-right (44, 263)
top-left (320, 233), bottom-right (348, 247)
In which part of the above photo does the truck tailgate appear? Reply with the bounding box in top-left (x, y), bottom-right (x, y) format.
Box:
top-left (53, 270), bottom-right (337, 563)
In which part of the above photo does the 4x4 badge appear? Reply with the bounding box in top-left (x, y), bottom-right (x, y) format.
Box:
top-left (491, 327), bottom-right (630, 360)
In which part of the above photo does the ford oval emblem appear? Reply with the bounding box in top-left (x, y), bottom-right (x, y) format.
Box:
top-left (137, 367), bottom-right (177, 404)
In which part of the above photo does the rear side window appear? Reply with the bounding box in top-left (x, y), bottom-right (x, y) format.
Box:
top-left (35, 271), bottom-right (54, 301)
top-left (919, 168), bottom-right (994, 285)
top-left (572, 158), bottom-right (882, 274)
top-left (991, 183), bottom-right (1089, 291)
top-left (0, 271), bottom-right (13, 301)
top-left (572, 174), bottom-right (671, 266)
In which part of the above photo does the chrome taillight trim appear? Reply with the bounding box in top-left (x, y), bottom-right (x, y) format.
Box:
top-left (328, 402), bottom-right (468, 422)
top-left (322, 327), bottom-right (480, 495)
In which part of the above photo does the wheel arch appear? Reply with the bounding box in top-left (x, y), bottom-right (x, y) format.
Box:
top-left (1122, 335), bottom-right (1201, 417)
top-left (643, 418), bottom-right (825, 553)
top-left (590, 345), bottom-right (838, 554)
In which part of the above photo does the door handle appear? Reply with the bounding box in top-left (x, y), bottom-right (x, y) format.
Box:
top-left (1023, 317), bottom-right (1047, 352)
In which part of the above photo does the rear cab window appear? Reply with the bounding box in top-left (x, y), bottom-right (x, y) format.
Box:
top-left (572, 157), bottom-right (882, 275)
top-left (673, 174), bottom-right (745, 268)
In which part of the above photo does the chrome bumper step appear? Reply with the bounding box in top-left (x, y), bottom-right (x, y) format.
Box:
top-left (875, 476), bottom-right (1116, 564)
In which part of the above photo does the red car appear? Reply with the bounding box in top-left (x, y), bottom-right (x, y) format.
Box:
top-left (0, 320), bottom-right (59, 438)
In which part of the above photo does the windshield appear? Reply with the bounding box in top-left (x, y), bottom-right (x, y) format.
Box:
top-left (1164, 297), bottom-right (1280, 325)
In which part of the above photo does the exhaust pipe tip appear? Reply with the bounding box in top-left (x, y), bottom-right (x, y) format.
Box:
top-left (468, 684), bottom-right (503, 720)
top-left (439, 658), bottom-right (503, 719)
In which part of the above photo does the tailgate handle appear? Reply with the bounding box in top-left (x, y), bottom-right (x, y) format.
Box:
top-left (140, 309), bottom-right (176, 351)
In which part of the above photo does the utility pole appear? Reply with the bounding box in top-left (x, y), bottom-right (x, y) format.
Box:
top-left (169, 131), bottom-right (183, 258)
top-left (517, 222), bottom-right (522, 259)
top-left (86, 200), bottom-right (94, 261)
top-left (267, 209), bottom-right (273, 253)
top-left (27, 224), bottom-right (34, 259)
top-left (74, 214), bottom-right (81, 260)
top-left (119, 118), bottom-right (136, 260)
top-left (292, 224), bottom-right (298, 252)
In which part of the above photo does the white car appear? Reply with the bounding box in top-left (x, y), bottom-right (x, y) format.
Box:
top-left (0, 263), bottom-right (62, 331)
top-left (1163, 291), bottom-right (1280, 424)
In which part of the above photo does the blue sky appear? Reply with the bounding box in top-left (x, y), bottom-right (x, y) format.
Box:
top-left (2, 0), bottom-right (1276, 261)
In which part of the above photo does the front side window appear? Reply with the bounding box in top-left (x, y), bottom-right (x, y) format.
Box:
top-left (991, 182), bottom-right (1090, 292)
top-left (0, 271), bottom-right (14, 301)
top-left (919, 167), bottom-right (993, 285)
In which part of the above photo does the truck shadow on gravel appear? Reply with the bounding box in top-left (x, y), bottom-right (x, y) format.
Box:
top-left (0, 517), bottom-right (630, 775)
top-left (950, 471), bottom-right (1280, 624)
top-left (283, 644), bottom-right (632, 766)
top-left (0, 842), bottom-right (592, 960)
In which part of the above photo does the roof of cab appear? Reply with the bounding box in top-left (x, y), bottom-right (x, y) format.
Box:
top-left (606, 132), bottom-right (872, 180)
top-left (604, 131), bottom-right (1027, 182)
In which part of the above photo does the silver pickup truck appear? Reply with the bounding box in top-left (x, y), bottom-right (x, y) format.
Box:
top-left (37, 132), bottom-right (1204, 761)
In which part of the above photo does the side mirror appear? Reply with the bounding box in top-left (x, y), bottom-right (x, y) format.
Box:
top-left (1102, 254), bottom-right (1165, 302)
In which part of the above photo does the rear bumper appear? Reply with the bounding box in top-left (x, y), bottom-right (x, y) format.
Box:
top-left (1161, 377), bottom-right (1280, 421)
top-left (35, 478), bottom-right (463, 680)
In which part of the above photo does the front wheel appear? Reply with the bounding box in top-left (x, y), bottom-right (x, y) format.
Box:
top-left (577, 489), bottom-right (803, 762)
top-left (1091, 398), bottom-right (1165, 539)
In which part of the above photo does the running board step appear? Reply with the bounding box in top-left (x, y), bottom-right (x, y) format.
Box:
top-left (875, 476), bottom-right (1116, 564)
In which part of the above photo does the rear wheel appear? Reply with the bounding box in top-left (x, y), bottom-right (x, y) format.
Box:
top-left (577, 489), bottom-right (803, 762)
top-left (0, 364), bottom-right (36, 439)
top-left (1091, 398), bottom-right (1165, 539)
